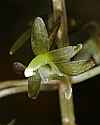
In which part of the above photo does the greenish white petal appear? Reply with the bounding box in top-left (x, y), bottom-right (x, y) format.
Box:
top-left (58, 60), bottom-right (95, 75)
top-left (31, 17), bottom-right (50, 55)
top-left (49, 44), bottom-right (82, 63)
top-left (28, 72), bottom-right (41, 99)
top-left (9, 28), bottom-right (31, 55)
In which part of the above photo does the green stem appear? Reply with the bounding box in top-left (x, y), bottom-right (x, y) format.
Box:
top-left (59, 83), bottom-right (75, 125)
top-left (52, 0), bottom-right (69, 47)
top-left (52, 0), bottom-right (75, 125)
top-left (0, 64), bottom-right (100, 98)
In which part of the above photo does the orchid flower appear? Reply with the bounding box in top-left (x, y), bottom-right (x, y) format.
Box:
top-left (9, 17), bottom-right (95, 99)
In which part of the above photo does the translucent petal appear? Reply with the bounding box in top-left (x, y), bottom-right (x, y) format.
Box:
top-left (38, 62), bottom-right (63, 84)
top-left (9, 28), bottom-right (31, 55)
top-left (57, 59), bottom-right (95, 75)
top-left (24, 53), bottom-right (51, 77)
top-left (49, 62), bottom-right (63, 76)
top-left (38, 65), bottom-right (51, 84)
top-left (49, 44), bottom-right (82, 63)
top-left (28, 71), bottom-right (41, 99)
top-left (31, 17), bottom-right (50, 55)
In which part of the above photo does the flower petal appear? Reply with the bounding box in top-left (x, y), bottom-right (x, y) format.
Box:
top-left (31, 17), bottom-right (50, 55)
top-left (28, 71), bottom-right (41, 99)
top-left (9, 28), bottom-right (31, 55)
top-left (57, 59), bottom-right (95, 75)
top-left (49, 44), bottom-right (82, 63)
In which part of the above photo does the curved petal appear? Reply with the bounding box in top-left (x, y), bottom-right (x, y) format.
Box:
top-left (31, 17), bottom-right (50, 55)
top-left (57, 59), bottom-right (95, 75)
top-left (9, 28), bottom-right (31, 55)
top-left (28, 71), bottom-right (41, 99)
top-left (49, 44), bottom-right (82, 63)
top-left (24, 53), bottom-right (51, 77)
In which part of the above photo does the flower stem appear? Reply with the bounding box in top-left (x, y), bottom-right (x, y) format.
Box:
top-left (52, 0), bottom-right (69, 47)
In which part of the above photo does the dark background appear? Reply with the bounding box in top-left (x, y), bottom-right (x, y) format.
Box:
top-left (0, 0), bottom-right (100, 125)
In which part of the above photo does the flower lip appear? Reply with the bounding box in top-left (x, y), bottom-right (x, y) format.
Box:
top-left (24, 68), bottom-right (33, 77)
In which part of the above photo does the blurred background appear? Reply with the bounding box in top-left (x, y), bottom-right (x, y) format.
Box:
top-left (0, 0), bottom-right (100, 125)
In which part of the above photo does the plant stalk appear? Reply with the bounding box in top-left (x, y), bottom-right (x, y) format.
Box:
top-left (1, 65), bottom-right (100, 98)
top-left (52, 0), bottom-right (69, 47)
top-left (52, 0), bottom-right (75, 125)
top-left (59, 84), bottom-right (75, 125)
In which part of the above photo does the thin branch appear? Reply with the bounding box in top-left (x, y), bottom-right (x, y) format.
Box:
top-left (59, 82), bottom-right (75, 125)
top-left (71, 65), bottom-right (100, 84)
top-left (51, 1), bottom-right (74, 124)
top-left (52, 0), bottom-right (69, 47)
top-left (0, 80), bottom-right (27, 90)
top-left (0, 65), bottom-right (100, 98)
top-left (0, 86), bottom-right (27, 98)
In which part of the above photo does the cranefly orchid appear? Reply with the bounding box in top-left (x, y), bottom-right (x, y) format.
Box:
top-left (9, 17), bottom-right (95, 99)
